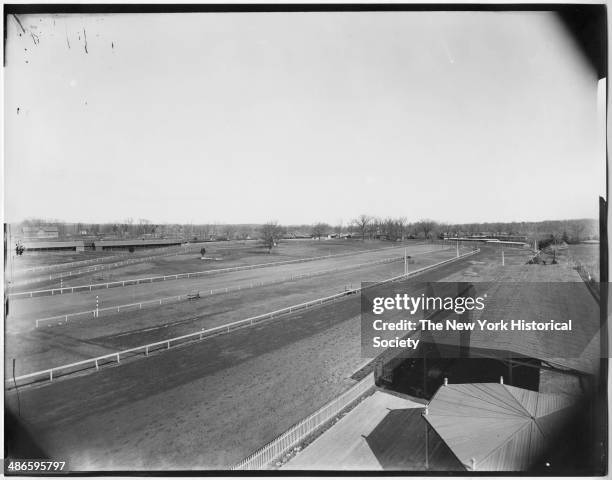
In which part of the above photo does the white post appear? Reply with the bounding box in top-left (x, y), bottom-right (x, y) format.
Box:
top-left (502, 249), bottom-right (505, 266)
top-left (456, 240), bottom-right (459, 258)
top-left (96, 295), bottom-right (99, 318)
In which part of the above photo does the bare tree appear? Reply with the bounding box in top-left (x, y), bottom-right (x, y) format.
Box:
top-left (311, 222), bottom-right (330, 240)
top-left (224, 224), bottom-right (237, 241)
top-left (259, 221), bottom-right (285, 253)
top-left (352, 214), bottom-right (371, 241)
top-left (570, 221), bottom-right (586, 243)
top-left (237, 226), bottom-right (252, 241)
top-left (417, 219), bottom-right (437, 240)
top-left (397, 216), bottom-right (407, 241)
top-left (137, 218), bottom-right (151, 236)
top-left (367, 217), bottom-right (380, 240)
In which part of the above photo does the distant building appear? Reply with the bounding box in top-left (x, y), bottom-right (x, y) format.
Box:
top-left (93, 238), bottom-right (183, 251)
top-left (23, 240), bottom-right (84, 252)
top-left (22, 226), bottom-right (59, 240)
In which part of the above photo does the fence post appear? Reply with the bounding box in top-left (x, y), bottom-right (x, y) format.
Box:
top-left (95, 359), bottom-right (99, 370)
top-left (49, 370), bottom-right (53, 381)
top-left (116, 353), bottom-right (120, 364)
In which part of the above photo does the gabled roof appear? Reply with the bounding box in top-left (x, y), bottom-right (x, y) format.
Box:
top-left (424, 383), bottom-right (576, 471)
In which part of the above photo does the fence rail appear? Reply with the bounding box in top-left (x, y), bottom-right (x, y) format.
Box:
top-left (233, 373), bottom-right (376, 470)
top-left (9, 244), bottom-right (448, 299)
top-left (10, 246), bottom-right (205, 287)
top-left (11, 243), bottom-right (203, 275)
top-left (5, 249), bottom-right (479, 389)
top-left (573, 263), bottom-right (600, 302)
top-left (32, 254), bottom-right (408, 328)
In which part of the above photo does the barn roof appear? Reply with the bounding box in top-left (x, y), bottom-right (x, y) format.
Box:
top-left (414, 275), bottom-right (601, 375)
top-left (424, 383), bottom-right (577, 471)
top-left (23, 240), bottom-right (84, 249)
top-left (94, 239), bottom-right (182, 246)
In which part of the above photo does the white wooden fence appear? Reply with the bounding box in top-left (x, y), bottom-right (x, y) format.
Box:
top-left (10, 244), bottom-right (446, 299)
top-left (32, 254), bottom-right (407, 328)
top-left (233, 373), bottom-right (376, 470)
top-left (12, 243), bottom-right (200, 275)
top-left (5, 249), bottom-right (479, 388)
top-left (10, 246), bottom-right (204, 287)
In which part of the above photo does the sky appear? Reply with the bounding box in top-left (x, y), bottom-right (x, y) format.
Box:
top-left (4, 11), bottom-right (606, 225)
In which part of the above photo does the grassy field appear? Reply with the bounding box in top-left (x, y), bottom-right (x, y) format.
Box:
top-left (9, 240), bottom-right (434, 292)
top-left (8, 243), bottom-right (448, 322)
top-left (6, 247), bottom-right (459, 375)
top-left (566, 243), bottom-right (600, 281)
top-left (9, 250), bottom-right (128, 270)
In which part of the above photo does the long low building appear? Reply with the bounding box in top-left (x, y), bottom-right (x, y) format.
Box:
top-left (23, 241), bottom-right (85, 252)
top-left (445, 238), bottom-right (527, 247)
top-left (93, 238), bottom-right (184, 251)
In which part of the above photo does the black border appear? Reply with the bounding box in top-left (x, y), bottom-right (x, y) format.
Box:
top-left (3, 3), bottom-right (609, 477)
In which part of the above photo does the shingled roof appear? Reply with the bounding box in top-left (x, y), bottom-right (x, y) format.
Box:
top-left (424, 382), bottom-right (577, 471)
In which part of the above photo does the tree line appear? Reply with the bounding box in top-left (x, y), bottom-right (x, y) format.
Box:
top-left (256, 216), bottom-right (598, 253)
top-left (13, 216), bottom-right (598, 249)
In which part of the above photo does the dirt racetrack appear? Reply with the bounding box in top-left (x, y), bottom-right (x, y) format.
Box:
top-left (6, 300), bottom-right (365, 470)
top-left (6, 247), bottom-right (459, 376)
top-left (8, 243), bottom-right (448, 322)
top-left (5, 247), bottom-right (500, 471)
top-left (10, 240), bottom-right (430, 291)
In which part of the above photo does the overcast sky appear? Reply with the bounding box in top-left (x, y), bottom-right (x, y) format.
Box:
top-left (4, 11), bottom-right (605, 225)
